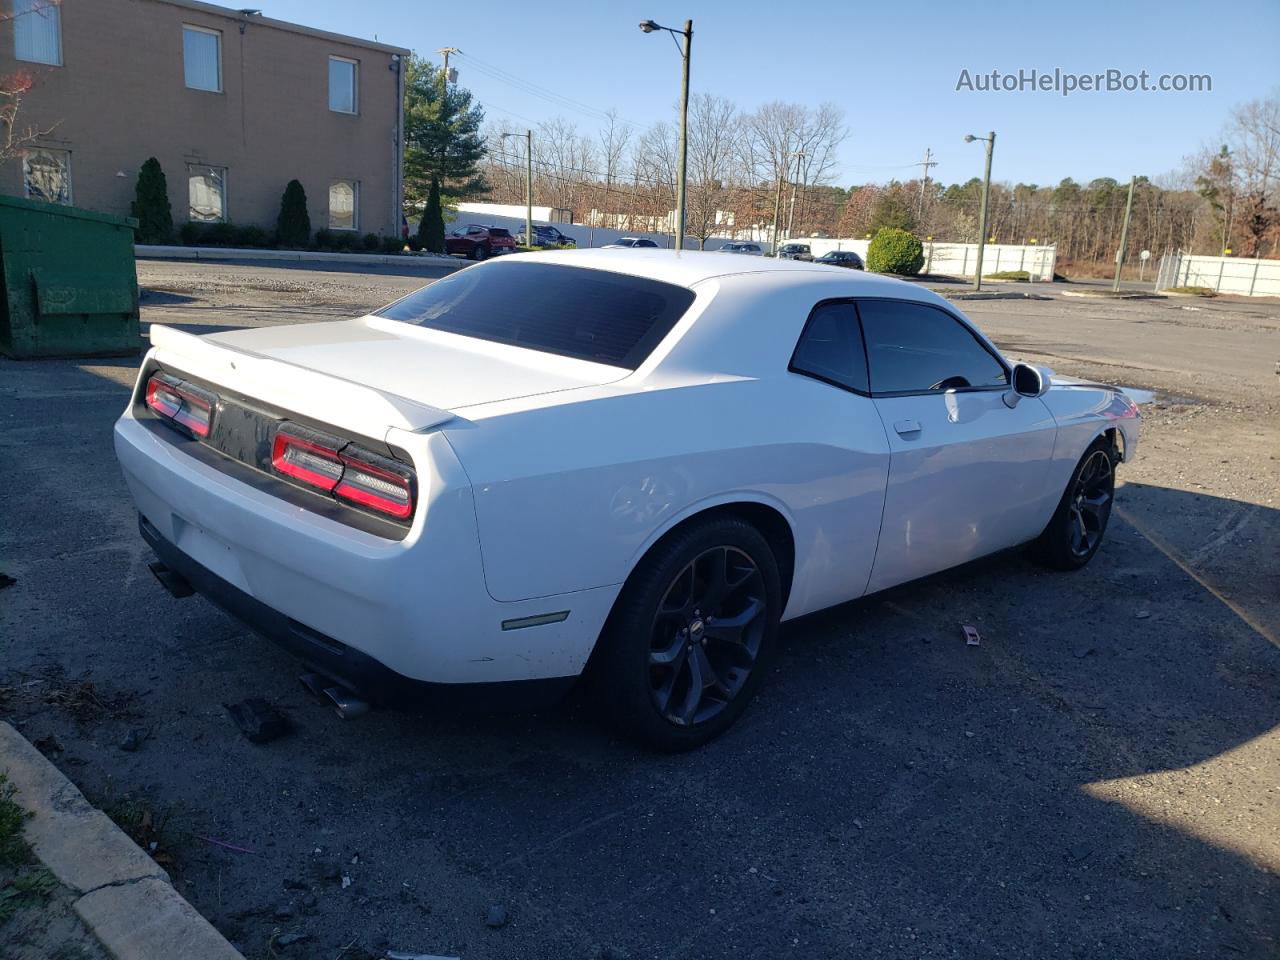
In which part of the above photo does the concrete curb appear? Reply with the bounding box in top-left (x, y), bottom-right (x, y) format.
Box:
top-left (946, 291), bottom-right (1054, 301)
top-left (0, 722), bottom-right (244, 960)
top-left (1060, 289), bottom-right (1161, 300)
top-left (136, 243), bottom-right (460, 268)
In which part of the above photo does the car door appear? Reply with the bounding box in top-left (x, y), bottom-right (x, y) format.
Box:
top-left (859, 298), bottom-right (1058, 594)
top-left (786, 301), bottom-right (891, 611)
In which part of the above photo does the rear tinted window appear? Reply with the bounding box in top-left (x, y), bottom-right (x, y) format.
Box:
top-left (490, 228), bottom-right (511, 238)
top-left (376, 262), bottom-right (696, 369)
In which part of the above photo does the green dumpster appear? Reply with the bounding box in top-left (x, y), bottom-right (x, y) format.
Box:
top-left (0, 194), bottom-right (140, 358)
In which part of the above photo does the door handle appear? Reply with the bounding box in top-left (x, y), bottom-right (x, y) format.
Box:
top-left (894, 419), bottom-right (922, 437)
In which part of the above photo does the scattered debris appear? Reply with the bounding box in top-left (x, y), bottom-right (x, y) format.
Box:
top-left (196, 834), bottom-right (256, 855)
top-left (0, 573), bottom-right (15, 590)
top-left (341, 874), bottom-right (352, 889)
top-left (961, 624), bottom-right (981, 646)
top-left (120, 728), bottom-right (147, 752)
top-left (485, 904), bottom-right (509, 928)
top-left (225, 698), bottom-right (290, 744)
top-left (32, 733), bottom-right (64, 755)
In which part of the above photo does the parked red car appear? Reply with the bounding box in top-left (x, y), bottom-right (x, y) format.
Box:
top-left (445, 224), bottom-right (517, 260)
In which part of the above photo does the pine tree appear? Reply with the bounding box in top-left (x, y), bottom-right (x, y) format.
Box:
top-left (276, 180), bottom-right (311, 248)
top-left (130, 157), bottom-right (173, 244)
top-left (403, 56), bottom-right (488, 207)
top-left (418, 177), bottom-right (446, 254)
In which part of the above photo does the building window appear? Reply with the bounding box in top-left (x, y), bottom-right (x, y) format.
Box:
top-left (183, 26), bottom-right (222, 92)
top-left (329, 180), bottom-right (357, 230)
top-left (328, 57), bottom-right (357, 114)
top-left (23, 149), bottom-right (71, 203)
top-left (13, 0), bottom-right (62, 65)
top-left (188, 165), bottom-right (227, 222)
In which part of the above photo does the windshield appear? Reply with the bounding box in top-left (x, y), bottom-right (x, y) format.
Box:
top-left (376, 262), bottom-right (696, 369)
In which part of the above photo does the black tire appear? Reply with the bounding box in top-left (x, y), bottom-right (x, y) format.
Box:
top-left (472, 243), bottom-right (489, 261)
top-left (589, 516), bottom-right (781, 751)
top-left (1032, 437), bottom-right (1117, 570)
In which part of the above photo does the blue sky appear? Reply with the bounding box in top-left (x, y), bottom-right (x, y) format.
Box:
top-left (265, 0), bottom-right (1278, 188)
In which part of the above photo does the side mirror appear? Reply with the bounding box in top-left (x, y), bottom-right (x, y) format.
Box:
top-left (1003, 363), bottom-right (1048, 408)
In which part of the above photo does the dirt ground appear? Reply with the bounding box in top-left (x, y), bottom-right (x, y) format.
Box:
top-left (1, 258), bottom-right (1277, 960)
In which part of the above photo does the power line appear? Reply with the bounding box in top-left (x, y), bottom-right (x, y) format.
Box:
top-left (452, 51), bottom-right (642, 129)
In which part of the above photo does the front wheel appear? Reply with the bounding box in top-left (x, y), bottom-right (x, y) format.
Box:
top-left (589, 517), bottom-right (781, 751)
top-left (1032, 437), bottom-right (1117, 570)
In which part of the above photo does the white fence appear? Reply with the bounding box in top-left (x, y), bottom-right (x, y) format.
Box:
top-left (1154, 252), bottom-right (1280, 297)
top-left (447, 203), bottom-right (1056, 279)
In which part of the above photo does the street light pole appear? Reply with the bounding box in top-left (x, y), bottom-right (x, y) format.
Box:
top-left (965, 130), bottom-right (996, 292)
top-left (640, 18), bottom-right (693, 251)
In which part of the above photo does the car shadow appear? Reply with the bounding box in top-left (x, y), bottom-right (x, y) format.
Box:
top-left (4, 361), bottom-right (1276, 960)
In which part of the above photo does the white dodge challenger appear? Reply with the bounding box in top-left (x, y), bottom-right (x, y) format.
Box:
top-left (115, 250), bottom-right (1139, 749)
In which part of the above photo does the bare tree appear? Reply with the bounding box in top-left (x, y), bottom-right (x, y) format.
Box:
top-left (685, 93), bottom-right (739, 248)
top-left (1227, 95), bottom-right (1280, 256)
top-left (0, 1), bottom-right (62, 165)
top-left (596, 110), bottom-right (632, 228)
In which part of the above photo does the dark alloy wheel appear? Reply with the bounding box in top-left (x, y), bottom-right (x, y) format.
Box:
top-left (648, 546), bottom-right (767, 727)
top-left (1033, 438), bottom-right (1117, 570)
top-left (1067, 449), bottom-right (1114, 557)
top-left (590, 517), bottom-right (781, 751)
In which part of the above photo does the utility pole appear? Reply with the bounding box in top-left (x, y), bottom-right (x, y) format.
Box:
top-left (786, 151), bottom-right (806, 241)
top-left (1113, 174), bottom-right (1137, 292)
top-left (965, 131), bottom-right (996, 292)
top-left (915, 147), bottom-right (936, 219)
top-left (770, 170), bottom-right (785, 257)
top-left (438, 47), bottom-right (458, 83)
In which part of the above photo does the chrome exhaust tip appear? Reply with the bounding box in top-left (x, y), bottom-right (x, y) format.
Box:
top-left (323, 686), bottom-right (371, 720)
top-left (299, 672), bottom-right (371, 720)
top-left (148, 560), bottom-right (194, 598)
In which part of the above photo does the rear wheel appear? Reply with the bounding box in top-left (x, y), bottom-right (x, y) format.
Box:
top-left (1032, 437), bottom-right (1116, 570)
top-left (589, 517), bottom-right (781, 751)
top-left (471, 243), bottom-right (489, 261)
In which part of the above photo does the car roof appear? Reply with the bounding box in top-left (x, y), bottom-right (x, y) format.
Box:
top-left (485, 248), bottom-right (942, 300)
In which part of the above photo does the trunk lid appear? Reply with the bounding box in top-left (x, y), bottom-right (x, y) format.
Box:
top-left (165, 316), bottom-right (628, 420)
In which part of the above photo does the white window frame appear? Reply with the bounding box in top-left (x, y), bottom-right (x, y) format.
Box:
top-left (22, 148), bottom-right (71, 204)
top-left (328, 56), bottom-right (358, 115)
top-left (328, 179), bottom-right (359, 231)
top-left (183, 25), bottom-right (223, 93)
top-left (13, 0), bottom-right (62, 66)
top-left (187, 164), bottom-right (228, 222)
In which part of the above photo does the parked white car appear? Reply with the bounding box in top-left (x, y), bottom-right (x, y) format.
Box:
top-left (114, 250), bottom-right (1140, 749)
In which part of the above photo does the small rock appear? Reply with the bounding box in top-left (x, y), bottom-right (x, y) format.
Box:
top-left (301, 893), bottom-right (318, 909)
top-left (120, 729), bottom-right (146, 752)
top-left (1073, 644), bottom-right (1096, 659)
top-left (964, 730), bottom-right (975, 738)
top-left (33, 733), bottom-right (63, 755)
top-left (273, 932), bottom-right (311, 948)
top-left (1135, 610), bottom-right (1152, 619)
top-left (485, 905), bottom-right (508, 928)
top-left (273, 905), bottom-right (294, 920)
top-left (340, 875), bottom-right (352, 889)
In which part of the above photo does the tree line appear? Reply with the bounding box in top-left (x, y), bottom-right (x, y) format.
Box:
top-left (401, 62), bottom-right (1278, 262)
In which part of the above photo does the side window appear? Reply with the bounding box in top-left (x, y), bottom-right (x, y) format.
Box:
top-left (858, 299), bottom-right (1007, 394)
top-left (789, 301), bottom-right (869, 394)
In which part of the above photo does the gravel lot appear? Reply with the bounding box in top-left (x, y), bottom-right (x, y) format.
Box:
top-left (2, 258), bottom-right (1277, 960)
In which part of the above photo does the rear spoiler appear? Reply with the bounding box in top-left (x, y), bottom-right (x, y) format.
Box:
top-left (147, 325), bottom-right (454, 438)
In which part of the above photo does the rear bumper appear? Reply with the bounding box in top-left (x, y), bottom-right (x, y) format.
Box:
top-left (114, 406), bottom-right (621, 687)
top-left (139, 514), bottom-right (573, 709)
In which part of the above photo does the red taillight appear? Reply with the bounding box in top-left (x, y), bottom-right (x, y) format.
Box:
top-left (272, 423), bottom-right (415, 521)
top-left (336, 451), bottom-right (414, 520)
top-left (145, 373), bottom-right (214, 438)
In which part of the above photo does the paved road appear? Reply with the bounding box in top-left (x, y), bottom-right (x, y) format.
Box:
top-left (1, 261), bottom-right (1276, 960)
